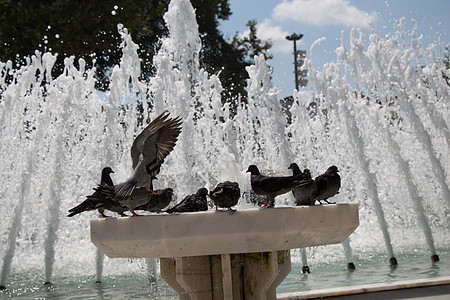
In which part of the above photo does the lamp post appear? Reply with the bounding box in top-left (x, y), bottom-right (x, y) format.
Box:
top-left (286, 33), bottom-right (307, 90)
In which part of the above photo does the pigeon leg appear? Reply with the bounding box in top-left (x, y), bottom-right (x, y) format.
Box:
top-left (130, 210), bottom-right (140, 217)
top-left (260, 198), bottom-right (274, 208)
top-left (323, 199), bottom-right (336, 204)
top-left (99, 212), bottom-right (109, 218)
top-left (120, 213), bottom-right (128, 217)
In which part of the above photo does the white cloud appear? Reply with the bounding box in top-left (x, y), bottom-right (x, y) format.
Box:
top-left (273, 0), bottom-right (378, 28)
top-left (257, 19), bottom-right (293, 54)
top-left (238, 19), bottom-right (294, 54)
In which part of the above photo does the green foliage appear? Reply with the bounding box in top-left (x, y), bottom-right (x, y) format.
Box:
top-left (232, 20), bottom-right (273, 62)
top-left (0, 0), bottom-right (272, 102)
top-left (0, 0), bottom-right (152, 89)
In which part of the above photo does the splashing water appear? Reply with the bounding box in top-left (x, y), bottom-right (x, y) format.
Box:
top-left (0, 0), bottom-right (449, 291)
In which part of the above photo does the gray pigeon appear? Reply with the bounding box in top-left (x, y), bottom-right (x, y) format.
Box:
top-left (246, 164), bottom-right (313, 208)
top-left (288, 163), bottom-right (314, 206)
top-left (311, 165), bottom-right (341, 205)
top-left (134, 187), bottom-right (174, 212)
top-left (165, 188), bottom-right (208, 213)
top-left (68, 167), bottom-right (127, 217)
top-left (243, 190), bottom-right (268, 207)
top-left (210, 181), bottom-right (241, 210)
top-left (114, 111), bottom-right (182, 215)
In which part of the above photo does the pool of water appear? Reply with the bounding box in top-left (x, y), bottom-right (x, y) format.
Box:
top-left (279, 247), bottom-right (450, 294)
top-left (2, 248), bottom-right (449, 299)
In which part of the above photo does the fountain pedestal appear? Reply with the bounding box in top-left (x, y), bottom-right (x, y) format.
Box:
top-left (159, 250), bottom-right (291, 300)
top-left (91, 204), bottom-right (359, 299)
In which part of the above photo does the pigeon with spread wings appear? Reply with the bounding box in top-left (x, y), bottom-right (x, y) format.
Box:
top-left (114, 111), bottom-right (182, 215)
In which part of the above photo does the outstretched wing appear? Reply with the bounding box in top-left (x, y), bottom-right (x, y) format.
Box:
top-left (131, 110), bottom-right (182, 178)
top-left (114, 111), bottom-right (182, 201)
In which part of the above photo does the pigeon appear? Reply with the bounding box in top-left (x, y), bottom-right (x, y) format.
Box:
top-left (165, 188), bottom-right (208, 213)
top-left (100, 166), bottom-right (115, 186)
top-left (311, 165), bottom-right (341, 205)
top-left (243, 190), bottom-right (268, 207)
top-left (113, 111), bottom-right (182, 216)
top-left (84, 185), bottom-right (128, 217)
top-left (134, 187), bottom-right (174, 212)
top-left (75, 185), bottom-right (174, 217)
top-left (246, 164), bottom-right (313, 208)
top-left (68, 167), bottom-right (127, 217)
top-left (288, 163), bottom-right (314, 206)
top-left (209, 181), bottom-right (240, 210)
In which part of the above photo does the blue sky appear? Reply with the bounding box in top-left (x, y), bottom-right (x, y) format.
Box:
top-left (219, 0), bottom-right (450, 98)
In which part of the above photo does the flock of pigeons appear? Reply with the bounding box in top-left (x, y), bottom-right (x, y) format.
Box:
top-left (67, 111), bottom-right (341, 218)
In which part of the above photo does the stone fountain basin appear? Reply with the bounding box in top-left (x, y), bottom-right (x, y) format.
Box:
top-left (91, 203), bottom-right (358, 258)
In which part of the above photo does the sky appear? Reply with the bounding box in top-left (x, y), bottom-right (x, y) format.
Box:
top-left (219, 0), bottom-right (450, 98)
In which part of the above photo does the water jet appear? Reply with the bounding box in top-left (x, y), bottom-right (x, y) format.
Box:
top-left (0, 0), bottom-right (449, 297)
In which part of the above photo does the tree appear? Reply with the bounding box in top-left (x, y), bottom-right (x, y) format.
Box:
top-left (0, 0), bottom-right (152, 89)
top-left (0, 0), bottom-right (272, 101)
top-left (232, 20), bottom-right (273, 62)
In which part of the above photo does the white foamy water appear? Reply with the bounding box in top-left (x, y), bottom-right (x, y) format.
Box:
top-left (0, 0), bottom-right (449, 291)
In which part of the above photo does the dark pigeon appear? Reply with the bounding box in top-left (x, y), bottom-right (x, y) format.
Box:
top-left (246, 164), bottom-right (313, 208)
top-left (134, 187), bottom-right (174, 212)
top-left (165, 188), bottom-right (208, 213)
top-left (311, 165), bottom-right (341, 205)
top-left (68, 167), bottom-right (127, 217)
top-left (113, 111), bottom-right (182, 216)
top-left (85, 185), bottom-right (128, 217)
top-left (288, 163), bottom-right (314, 206)
top-left (100, 167), bottom-right (115, 186)
top-left (210, 181), bottom-right (241, 210)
